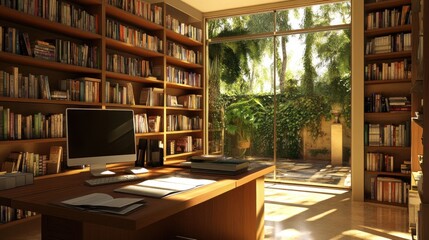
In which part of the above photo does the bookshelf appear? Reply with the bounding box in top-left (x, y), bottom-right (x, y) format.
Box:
top-left (363, 0), bottom-right (415, 206)
top-left (0, 0), bottom-right (204, 225)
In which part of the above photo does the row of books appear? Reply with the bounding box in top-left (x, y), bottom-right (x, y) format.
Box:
top-left (166, 136), bottom-right (202, 155)
top-left (59, 77), bottom-right (101, 103)
top-left (47, 39), bottom-right (99, 68)
top-left (0, 26), bottom-right (31, 55)
top-left (364, 59), bottom-right (411, 81)
top-left (108, 0), bottom-right (163, 25)
top-left (0, 206), bottom-right (37, 224)
top-left (0, 0), bottom-right (98, 33)
top-left (106, 53), bottom-right (153, 77)
top-left (364, 121), bottom-right (411, 147)
top-left (166, 66), bottom-right (202, 87)
top-left (0, 107), bottom-right (64, 140)
top-left (0, 67), bottom-right (46, 99)
top-left (174, 94), bottom-right (202, 109)
top-left (366, 5), bottom-right (411, 30)
top-left (366, 153), bottom-right (411, 174)
top-left (166, 115), bottom-right (202, 131)
top-left (0, 26), bottom-right (100, 68)
top-left (369, 176), bottom-right (409, 204)
top-left (134, 114), bottom-right (161, 133)
top-left (1, 147), bottom-right (62, 177)
top-left (364, 94), bottom-right (411, 113)
top-left (106, 18), bottom-right (163, 53)
top-left (167, 41), bottom-right (203, 65)
top-left (105, 82), bottom-right (135, 105)
top-left (166, 15), bottom-right (203, 42)
top-left (365, 33), bottom-right (412, 55)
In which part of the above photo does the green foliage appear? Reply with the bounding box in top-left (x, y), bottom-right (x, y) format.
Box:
top-left (220, 92), bottom-right (330, 158)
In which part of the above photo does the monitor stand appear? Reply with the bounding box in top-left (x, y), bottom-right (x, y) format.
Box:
top-left (90, 163), bottom-right (115, 177)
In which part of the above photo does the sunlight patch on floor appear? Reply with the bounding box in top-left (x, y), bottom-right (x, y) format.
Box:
top-left (360, 226), bottom-right (411, 239)
top-left (265, 188), bottom-right (335, 206)
top-left (266, 183), bottom-right (349, 195)
top-left (275, 228), bottom-right (312, 240)
top-left (265, 202), bottom-right (308, 222)
top-left (306, 208), bottom-right (337, 222)
top-left (333, 229), bottom-right (403, 240)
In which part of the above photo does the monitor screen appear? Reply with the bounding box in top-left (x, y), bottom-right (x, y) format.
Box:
top-left (66, 108), bottom-right (136, 176)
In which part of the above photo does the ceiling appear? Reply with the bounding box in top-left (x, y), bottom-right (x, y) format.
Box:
top-left (180, 0), bottom-right (285, 13)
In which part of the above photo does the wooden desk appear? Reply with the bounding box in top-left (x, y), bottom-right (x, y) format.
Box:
top-left (0, 164), bottom-right (274, 240)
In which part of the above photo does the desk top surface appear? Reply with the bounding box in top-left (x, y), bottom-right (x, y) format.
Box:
top-left (0, 164), bottom-right (274, 230)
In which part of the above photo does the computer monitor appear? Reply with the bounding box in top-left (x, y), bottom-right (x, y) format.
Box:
top-left (66, 108), bottom-right (136, 176)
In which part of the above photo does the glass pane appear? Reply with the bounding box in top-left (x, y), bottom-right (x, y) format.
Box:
top-left (209, 12), bottom-right (274, 38)
top-left (208, 38), bottom-right (275, 160)
top-left (276, 2), bottom-right (351, 31)
top-left (274, 29), bottom-right (351, 186)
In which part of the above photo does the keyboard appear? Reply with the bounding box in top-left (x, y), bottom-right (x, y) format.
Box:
top-left (85, 174), bottom-right (145, 186)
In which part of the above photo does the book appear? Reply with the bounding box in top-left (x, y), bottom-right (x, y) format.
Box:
top-left (190, 158), bottom-right (249, 172)
top-left (0, 152), bottom-right (23, 172)
top-left (114, 176), bottom-right (215, 198)
top-left (61, 193), bottom-right (144, 215)
top-left (46, 146), bottom-right (62, 174)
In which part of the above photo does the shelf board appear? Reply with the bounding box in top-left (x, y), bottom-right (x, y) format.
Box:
top-left (105, 71), bottom-right (164, 84)
top-left (0, 138), bottom-right (66, 145)
top-left (135, 132), bottom-right (164, 138)
top-left (105, 5), bottom-right (163, 31)
top-left (365, 145), bottom-right (411, 151)
top-left (365, 171), bottom-right (411, 177)
top-left (365, 51), bottom-right (412, 61)
top-left (165, 150), bottom-right (203, 160)
top-left (105, 38), bottom-right (164, 58)
top-left (0, 97), bottom-right (102, 106)
top-left (365, 0), bottom-right (412, 11)
top-left (0, 52), bottom-right (101, 74)
top-left (166, 56), bottom-right (203, 69)
top-left (166, 130), bottom-right (203, 135)
top-left (364, 79), bottom-right (411, 85)
top-left (165, 82), bottom-right (203, 90)
top-left (365, 25), bottom-right (412, 37)
top-left (166, 107), bottom-right (203, 112)
top-left (364, 111), bottom-right (411, 121)
top-left (104, 103), bottom-right (164, 110)
top-left (0, 5), bottom-right (101, 40)
top-left (165, 29), bottom-right (203, 47)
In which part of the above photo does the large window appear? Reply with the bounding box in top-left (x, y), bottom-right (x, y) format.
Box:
top-left (207, 1), bottom-right (351, 186)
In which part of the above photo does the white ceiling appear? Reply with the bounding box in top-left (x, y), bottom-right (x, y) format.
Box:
top-left (180, 0), bottom-right (285, 13)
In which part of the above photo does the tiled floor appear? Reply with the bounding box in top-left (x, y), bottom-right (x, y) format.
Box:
top-left (264, 183), bottom-right (411, 240)
top-left (257, 158), bottom-right (352, 188)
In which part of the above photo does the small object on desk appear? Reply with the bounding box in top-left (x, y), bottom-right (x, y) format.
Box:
top-left (125, 167), bottom-right (149, 174)
top-left (61, 192), bottom-right (145, 215)
top-left (85, 174), bottom-right (146, 186)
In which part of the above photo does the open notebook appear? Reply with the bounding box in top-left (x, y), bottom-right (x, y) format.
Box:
top-left (115, 176), bottom-right (215, 198)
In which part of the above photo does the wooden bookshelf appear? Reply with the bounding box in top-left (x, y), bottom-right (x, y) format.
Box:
top-left (0, 0), bottom-right (204, 226)
top-left (363, 0), bottom-right (414, 206)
